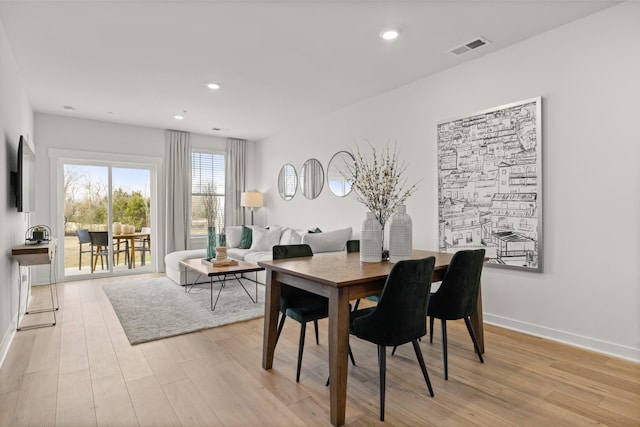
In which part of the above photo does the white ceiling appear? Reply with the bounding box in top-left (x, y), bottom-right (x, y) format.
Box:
top-left (0, 1), bottom-right (618, 141)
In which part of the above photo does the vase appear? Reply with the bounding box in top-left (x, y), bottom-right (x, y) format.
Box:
top-left (207, 226), bottom-right (216, 260)
top-left (360, 211), bottom-right (383, 263)
top-left (388, 204), bottom-right (412, 263)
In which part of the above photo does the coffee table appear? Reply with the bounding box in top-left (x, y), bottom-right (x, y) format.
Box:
top-left (179, 258), bottom-right (264, 311)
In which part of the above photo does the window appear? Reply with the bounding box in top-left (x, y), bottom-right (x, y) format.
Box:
top-left (191, 151), bottom-right (225, 236)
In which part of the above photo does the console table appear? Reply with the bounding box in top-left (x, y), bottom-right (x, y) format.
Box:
top-left (11, 239), bottom-right (59, 330)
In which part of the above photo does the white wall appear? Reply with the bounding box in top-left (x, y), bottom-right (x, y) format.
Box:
top-left (0, 18), bottom-right (34, 365)
top-left (257, 2), bottom-right (640, 361)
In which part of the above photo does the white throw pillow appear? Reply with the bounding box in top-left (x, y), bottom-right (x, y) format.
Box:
top-left (225, 226), bottom-right (243, 248)
top-left (301, 227), bottom-right (352, 253)
top-left (280, 228), bottom-right (304, 245)
top-left (250, 227), bottom-right (283, 252)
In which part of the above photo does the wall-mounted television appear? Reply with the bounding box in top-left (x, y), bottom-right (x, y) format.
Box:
top-left (13, 135), bottom-right (36, 212)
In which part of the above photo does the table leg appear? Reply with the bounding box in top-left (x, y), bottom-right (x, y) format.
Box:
top-left (328, 286), bottom-right (350, 426)
top-left (130, 237), bottom-right (136, 268)
top-left (262, 271), bottom-right (281, 370)
top-left (470, 281), bottom-right (485, 354)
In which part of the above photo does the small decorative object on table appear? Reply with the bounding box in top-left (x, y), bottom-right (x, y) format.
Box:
top-left (361, 212), bottom-right (383, 262)
top-left (344, 142), bottom-right (420, 262)
top-left (203, 183), bottom-right (220, 261)
top-left (25, 225), bottom-right (51, 244)
top-left (388, 204), bottom-right (412, 263)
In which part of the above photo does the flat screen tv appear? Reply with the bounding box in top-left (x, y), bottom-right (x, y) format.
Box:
top-left (14, 135), bottom-right (36, 212)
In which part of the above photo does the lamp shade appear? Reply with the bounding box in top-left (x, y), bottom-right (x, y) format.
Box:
top-left (241, 192), bottom-right (264, 208)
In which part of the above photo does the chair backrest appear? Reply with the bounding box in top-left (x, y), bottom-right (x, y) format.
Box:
top-left (350, 257), bottom-right (436, 346)
top-left (272, 244), bottom-right (313, 260)
top-left (346, 239), bottom-right (360, 253)
top-left (76, 229), bottom-right (91, 244)
top-left (89, 231), bottom-right (109, 247)
top-left (428, 249), bottom-right (485, 320)
top-left (272, 244), bottom-right (314, 301)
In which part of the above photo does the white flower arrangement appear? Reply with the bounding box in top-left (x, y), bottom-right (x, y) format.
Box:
top-left (344, 142), bottom-right (420, 229)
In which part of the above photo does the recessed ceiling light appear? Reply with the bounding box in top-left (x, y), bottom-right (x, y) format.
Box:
top-left (380, 29), bottom-right (400, 41)
top-left (174, 114), bottom-right (185, 120)
top-left (207, 83), bottom-right (221, 90)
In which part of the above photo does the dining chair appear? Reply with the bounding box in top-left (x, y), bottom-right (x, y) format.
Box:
top-left (350, 256), bottom-right (436, 421)
top-left (89, 231), bottom-right (130, 272)
top-left (76, 229), bottom-right (93, 270)
top-left (135, 226), bottom-right (151, 266)
top-left (428, 248), bottom-right (485, 380)
top-left (273, 244), bottom-right (355, 383)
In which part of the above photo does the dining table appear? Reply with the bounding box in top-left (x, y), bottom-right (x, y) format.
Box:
top-left (258, 249), bottom-right (484, 427)
top-left (113, 231), bottom-right (150, 268)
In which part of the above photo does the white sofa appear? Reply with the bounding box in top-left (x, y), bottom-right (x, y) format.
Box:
top-left (165, 225), bottom-right (353, 285)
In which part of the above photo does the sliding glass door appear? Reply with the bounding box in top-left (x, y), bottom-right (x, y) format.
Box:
top-left (60, 160), bottom-right (154, 280)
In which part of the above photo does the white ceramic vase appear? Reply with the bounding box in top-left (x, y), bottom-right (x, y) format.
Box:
top-left (360, 211), bottom-right (383, 263)
top-left (388, 204), bottom-right (412, 263)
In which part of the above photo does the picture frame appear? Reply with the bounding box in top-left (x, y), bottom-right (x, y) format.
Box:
top-left (437, 97), bottom-right (542, 272)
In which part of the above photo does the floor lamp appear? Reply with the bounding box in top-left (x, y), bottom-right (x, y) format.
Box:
top-left (241, 192), bottom-right (264, 225)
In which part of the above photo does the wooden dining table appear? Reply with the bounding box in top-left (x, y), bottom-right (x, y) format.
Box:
top-left (113, 232), bottom-right (150, 268)
top-left (258, 249), bottom-right (484, 427)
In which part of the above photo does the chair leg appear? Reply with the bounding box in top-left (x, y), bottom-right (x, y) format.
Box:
top-left (313, 319), bottom-right (320, 345)
top-left (378, 345), bottom-right (386, 421)
top-left (275, 313), bottom-right (286, 344)
top-left (412, 340), bottom-right (434, 397)
top-left (429, 316), bottom-right (435, 343)
top-left (296, 322), bottom-right (306, 383)
top-left (464, 316), bottom-right (484, 364)
top-left (78, 247), bottom-right (82, 270)
top-left (441, 319), bottom-right (448, 380)
top-left (352, 299), bottom-right (361, 311)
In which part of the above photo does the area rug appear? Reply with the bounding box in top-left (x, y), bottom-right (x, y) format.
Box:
top-left (102, 276), bottom-right (265, 345)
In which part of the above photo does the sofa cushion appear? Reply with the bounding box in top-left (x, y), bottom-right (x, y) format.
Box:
top-left (227, 247), bottom-right (252, 261)
top-left (250, 227), bottom-right (283, 251)
top-left (244, 250), bottom-right (273, 265)
top-left (225, 226), bottom-right (243, 248)
top-left (239, 225), bottom-right (253, 249)
top-left (302, 227), bottom-right (352, 253)
top-left (280, 227), bottom-right (304, 245)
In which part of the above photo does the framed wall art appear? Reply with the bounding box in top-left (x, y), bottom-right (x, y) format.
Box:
top-left (437, 97), bottom-right (542, 272)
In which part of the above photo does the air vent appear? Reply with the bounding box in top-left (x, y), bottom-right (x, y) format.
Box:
top-left (448, 37), bottom-right (491, 55)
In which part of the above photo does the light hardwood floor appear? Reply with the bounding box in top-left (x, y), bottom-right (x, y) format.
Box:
top-left (1, 274), bottom-right (638, 426)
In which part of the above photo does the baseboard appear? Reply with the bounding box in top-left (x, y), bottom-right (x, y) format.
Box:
top-left (0, 317), bottom-right (17, 370)
top-left (484, 313), bottom-right (640, 363)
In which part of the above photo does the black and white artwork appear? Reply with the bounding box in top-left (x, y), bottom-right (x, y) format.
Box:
top-left (437, 97), bottom-right (542, 272)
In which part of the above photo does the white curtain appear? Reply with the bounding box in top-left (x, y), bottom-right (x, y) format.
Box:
top-left (165, 130), bottom-right (191, 253)
top-left (225, 138), bottom-right (246, 226)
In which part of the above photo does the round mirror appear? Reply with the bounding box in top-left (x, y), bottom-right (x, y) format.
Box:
top-left (277, 163), bottom-right (297, 201)
top-left (300, 158), bottom-right (324, 200)
top-left (327, 151), bottom-right (354, 197)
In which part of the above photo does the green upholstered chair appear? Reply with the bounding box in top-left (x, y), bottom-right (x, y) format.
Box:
top-left (428, 248), bottom-right (485, 380)
top-left (350, 257), bottom-right (436, 421)
top-left (274, 244), bottom-right (355, 383)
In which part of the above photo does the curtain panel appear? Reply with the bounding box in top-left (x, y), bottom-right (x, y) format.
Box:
top-left (165, 130), bottom-right (191, 253)
top-left (225, 138), bottom-right (246, 227)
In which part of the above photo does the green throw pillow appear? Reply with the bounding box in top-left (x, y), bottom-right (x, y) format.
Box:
top-left (239, 226), bottom-right (253, 249)
top-left (308, 227), bottom-right (322, 233)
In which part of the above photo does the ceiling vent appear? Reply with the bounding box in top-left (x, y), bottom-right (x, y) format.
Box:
top-left (448, 37), bottom-right (491, 56)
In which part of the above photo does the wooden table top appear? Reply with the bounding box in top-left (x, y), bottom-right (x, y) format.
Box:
top-left (180, 258), bottom-right (264, 277)
top-left (258, 249), bottom-right (454, 287)
top-left (11, 239), bottom-right (58, 266)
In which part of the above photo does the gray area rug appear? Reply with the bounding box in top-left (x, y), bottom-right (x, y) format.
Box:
top-left (102, 276), bottom-right (265, 345)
